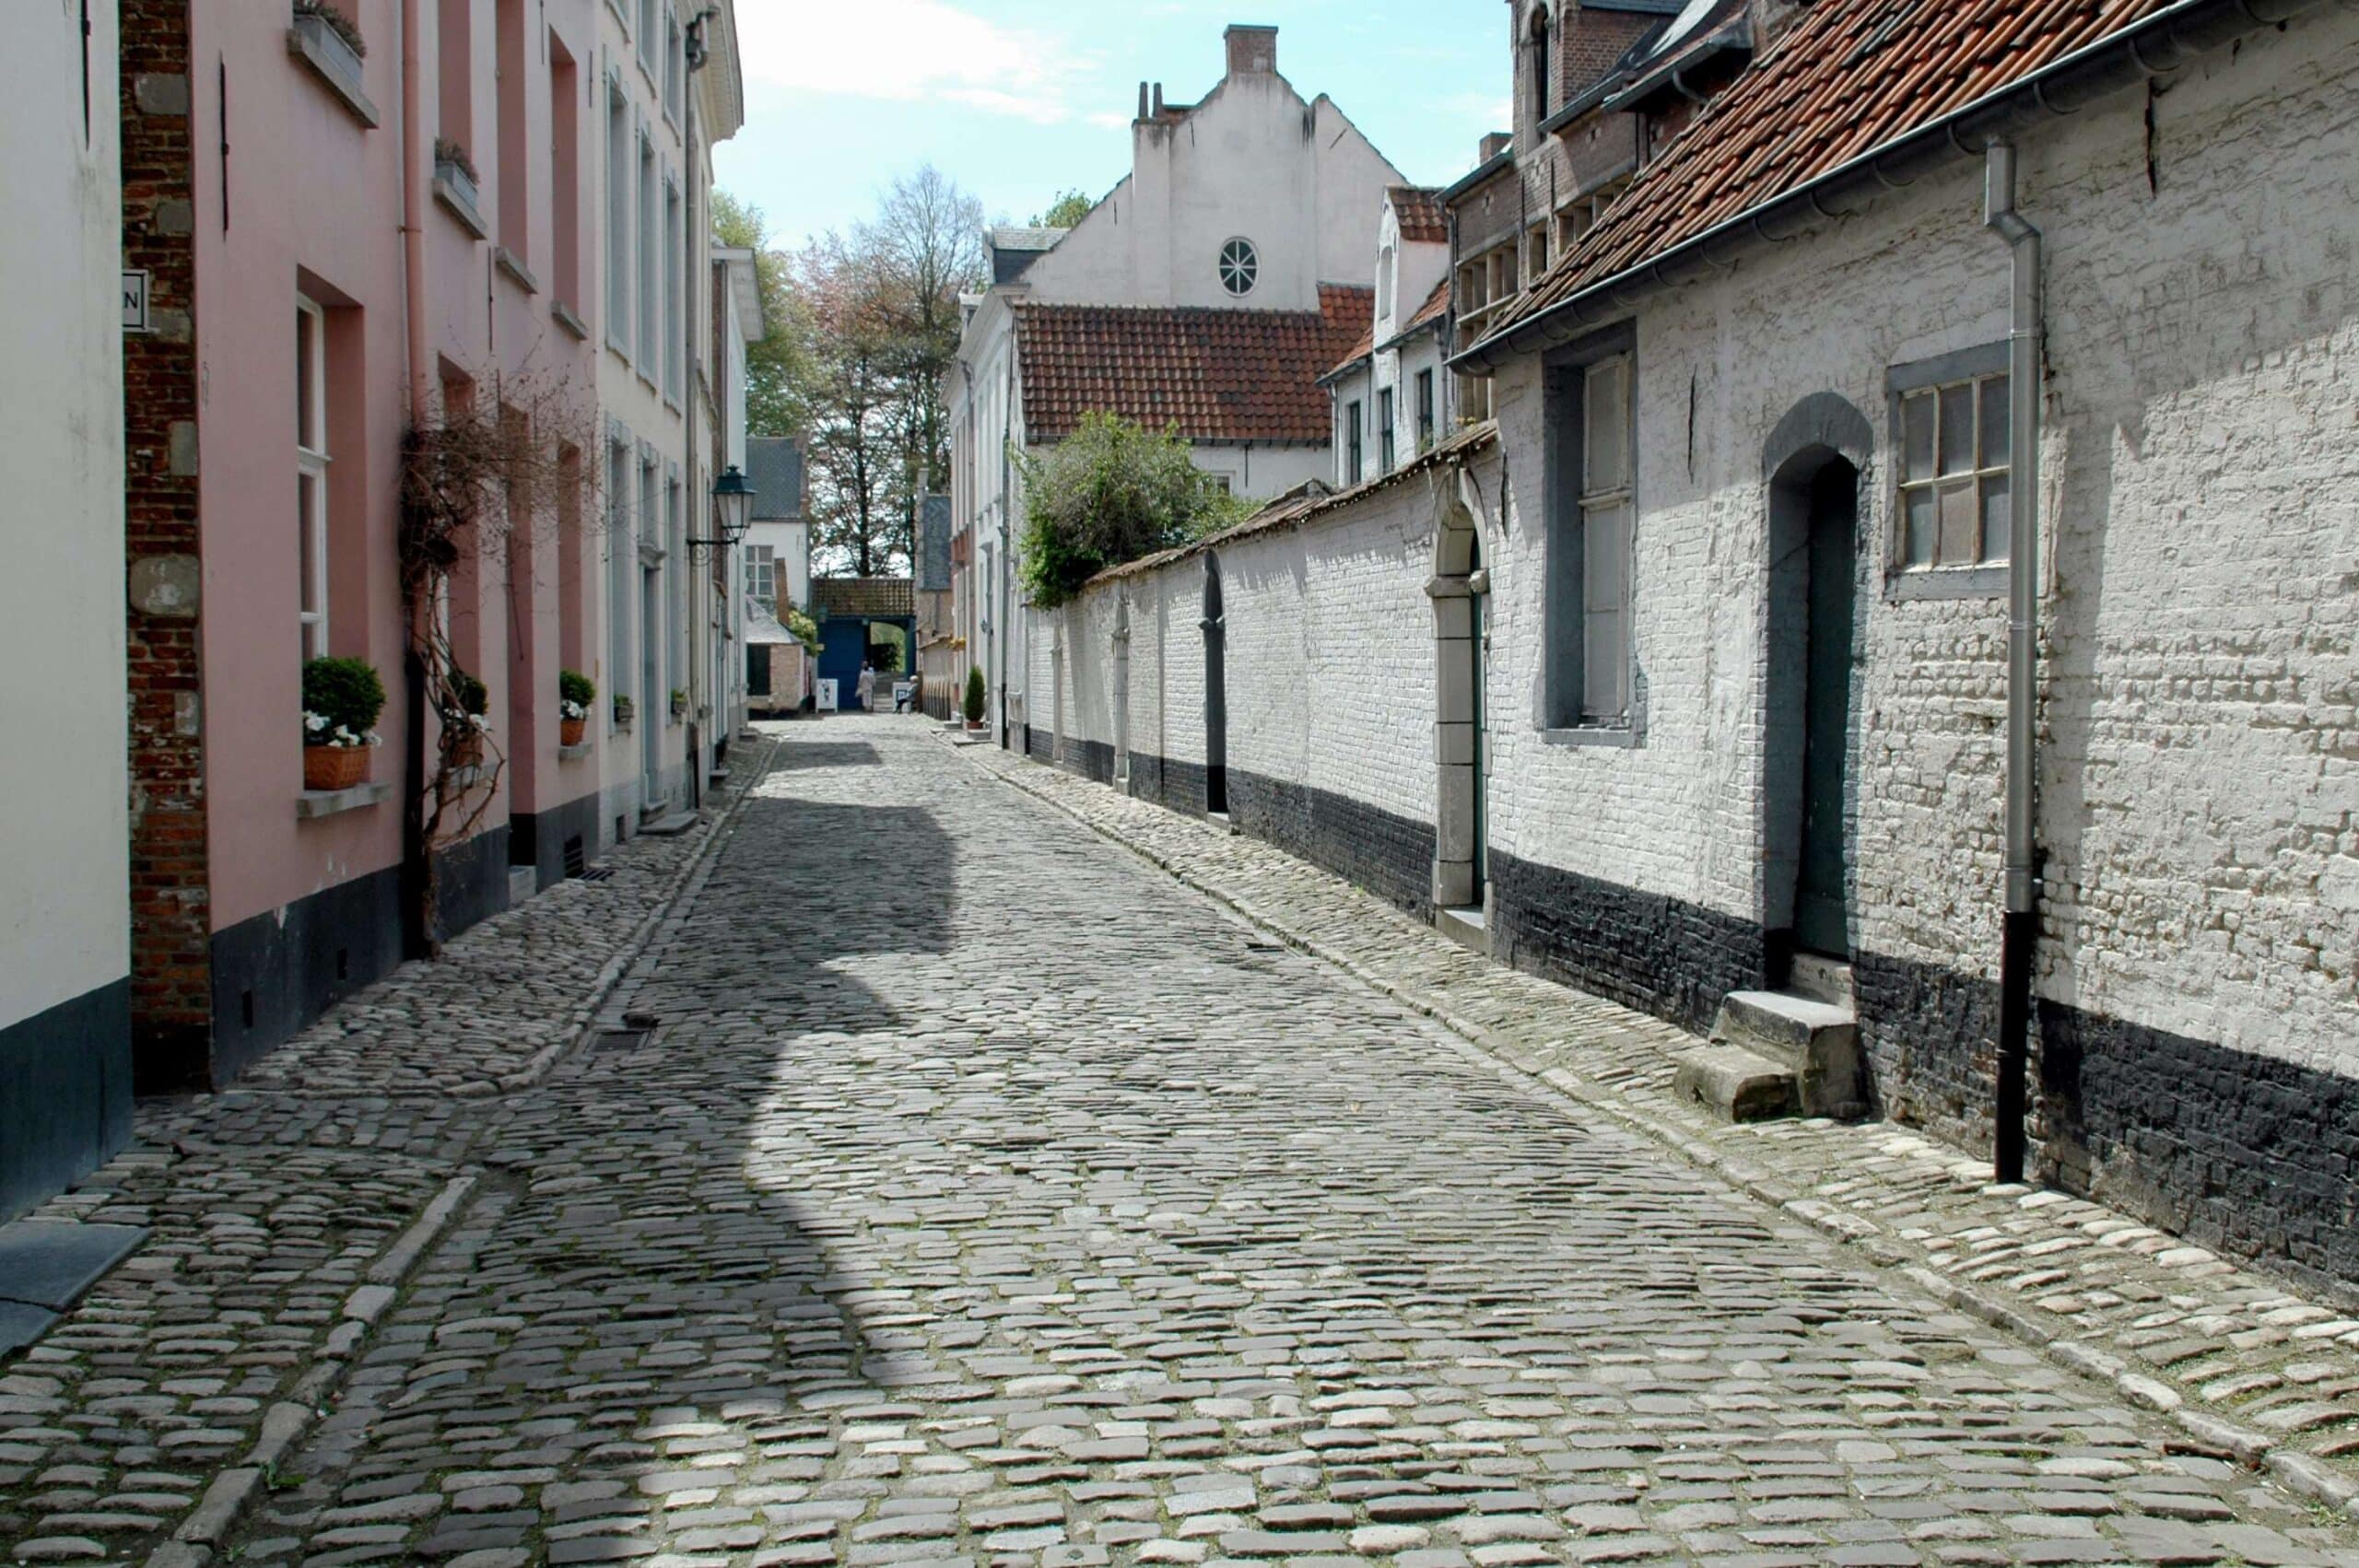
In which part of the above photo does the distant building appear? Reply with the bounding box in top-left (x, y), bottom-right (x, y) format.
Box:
top-left (1320, 187), bottom-right (1454, 487)
top-left (745, 435), bottom-right (813, 616)
top-left (945, 22), bottom-right (1404, 746)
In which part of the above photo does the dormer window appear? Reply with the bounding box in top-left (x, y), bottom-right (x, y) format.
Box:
top-left (1219, 237), bottom-right (1259, 297)
top-left (1529, 4), bottom-right (1553, 123)
top-left (1376, 240), bottom-right (1396, 322)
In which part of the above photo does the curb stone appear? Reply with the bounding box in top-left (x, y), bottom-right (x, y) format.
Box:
top-left (955, 735), bottom-right (2359, 1525)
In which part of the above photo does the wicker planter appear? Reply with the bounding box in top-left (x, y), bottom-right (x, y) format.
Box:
top-left (304, 744), bottom-right (370, 792)
top-left (560, 716), bottom-right (587, 748)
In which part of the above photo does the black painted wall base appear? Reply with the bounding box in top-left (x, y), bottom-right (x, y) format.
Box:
top-left (0, 980), bottom-right (132, 1224)
top-left (512, 789), bottom-right (605, 891)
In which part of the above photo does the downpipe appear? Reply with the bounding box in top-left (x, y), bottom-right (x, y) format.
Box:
top-left (1986, 142), bottom-right (2043, 1185)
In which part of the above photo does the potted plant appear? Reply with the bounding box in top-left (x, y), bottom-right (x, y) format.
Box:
top-left (301, 655), bottom-right (385, 791)
top-left (559, 669), bottom-right (595, 747)
top-left (963, 665), bottom-right (987, 732)
top-left (291, 0), bottom-right (367, 74)
top-left (448, 669), bottom-right (489, 767)
top-left (434, 136), bottom-right (480, 211)
top-left (669, 687), bottom-right (688, 721)
top-left (613, 692), bottom-right (636, 731)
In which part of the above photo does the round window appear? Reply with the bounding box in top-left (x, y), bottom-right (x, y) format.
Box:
top-left (1218, 238), bottom-right (1259, 297)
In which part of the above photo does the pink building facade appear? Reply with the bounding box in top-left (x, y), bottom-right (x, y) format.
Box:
top-left (121, 0), bottom-right (743, 1090)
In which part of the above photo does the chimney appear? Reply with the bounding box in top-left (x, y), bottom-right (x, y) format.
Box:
top-left (1225, 24), bottom-right (1277, 77)
top-left (1137, 81), bottom-right (1150, 121)
top-left (1153, 83), bottom-right (1165, 117)
top-left (1480, 131), bottom-right (1513, 162)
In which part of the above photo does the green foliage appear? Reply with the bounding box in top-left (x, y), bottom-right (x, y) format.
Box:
top-left (783, 603), bottom-right (823, 654)
top-left (964, 665), bottom-right (986, 724)
top-left (865, 634), bottom-right (903, 675)
top-left (1016, 413), bottom-right (1248, 608)
top-left (559, 668), bottom-right (596, 707)
top-left (449, 669), bottom-right (489, 717)
top-left (1031, 189), bottom-right (1094, 228)
top-left (301, 657), bottom-right (386, 738)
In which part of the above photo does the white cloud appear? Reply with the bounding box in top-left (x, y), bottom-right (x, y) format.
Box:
top-left (736, 0), bottom-right (1104, 125)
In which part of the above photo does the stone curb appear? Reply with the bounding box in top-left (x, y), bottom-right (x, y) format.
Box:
top-left (957, 739), bottom-right (2359, 1525)
top-left (145, 1170), bottom-right (486, 1567)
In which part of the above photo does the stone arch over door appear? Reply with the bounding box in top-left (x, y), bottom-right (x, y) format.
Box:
top-left (1761, 392), bottom-right (1873, 979)
top-left (1430, 477), bottom-right (1485, 911)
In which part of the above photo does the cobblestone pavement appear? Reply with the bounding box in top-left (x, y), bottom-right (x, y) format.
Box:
top-left (0, 743), bottom-right (773, 1568)
top-left (961, 738), bottom-right (2359, 1527)
top-left (160, 716), bottom-right (2359, 1568)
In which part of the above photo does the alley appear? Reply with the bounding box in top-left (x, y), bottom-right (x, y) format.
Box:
top-left (182, 719), bottom-right (2353, 1567)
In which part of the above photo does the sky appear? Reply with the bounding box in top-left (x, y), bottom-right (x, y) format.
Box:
top-left (714, 0), bottom-right (1511, 252)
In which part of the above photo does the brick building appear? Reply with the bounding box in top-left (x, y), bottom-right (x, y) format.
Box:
top-left (1016, 0), bottom-right (2359, 1293)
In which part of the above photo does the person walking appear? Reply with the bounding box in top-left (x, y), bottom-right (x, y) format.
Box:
top-left (855, 661), bottom-right (876, 713)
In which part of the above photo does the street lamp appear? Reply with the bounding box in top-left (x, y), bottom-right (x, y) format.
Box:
top-left (687, 465), bottom-right (757, 553)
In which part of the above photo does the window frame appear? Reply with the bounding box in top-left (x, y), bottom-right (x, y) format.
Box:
top-left (1378, 385), bottom-right (1396, 476)
top-left (636, 121), bottom-right (658, 377)
top-left (1885, 341), bottom-right (2013, 600)
top-left (1344, 398), bottom-right (1364, 486)
top-left (1415, 368), bottom-right (1436, 451)
top-left (663, 170), bottom-right (684, 405)
top-left (297, 298), bottom-right (332, 662)
top-left (604, 68), bottom-right (630, 358)
top-left (1540, 322), bottom-right (1640, 742)
top-left (1218, 237), bottom-right (1258, 298)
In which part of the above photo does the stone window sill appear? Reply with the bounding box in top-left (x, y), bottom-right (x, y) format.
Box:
top-left (553, 300), bottom-right (590, 340)
top-left (558, 741), bottom-right (593, 763)
top-left (434, 174), bottom-right (489, 240)
top-left (297, 780), bottom-right (394, 820)
top-left (1540, 724), bottom-right (1642, 750)
top-left (285, 23), bottom-right (379, 129)
top-left (1885, 564), bottom-right (2009, 602)
top-left (494, 246), bottom-right (540, 295)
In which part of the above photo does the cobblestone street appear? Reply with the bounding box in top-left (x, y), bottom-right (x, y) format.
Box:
top-left (8, 718), bottom-right (2359, 1567)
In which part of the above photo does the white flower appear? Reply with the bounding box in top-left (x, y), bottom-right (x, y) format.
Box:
top-left (334, 725), bottom-right (358, 745)
top-left (560, 699), bottom-right (586, 720)
top-left (365, 731), bottom-right (383, 748)
top-left (304, 711), bottom-right (328, 734)
top-left (468, 713), bottom-right (490, 731)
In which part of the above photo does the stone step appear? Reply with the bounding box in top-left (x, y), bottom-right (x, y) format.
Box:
top-left (1712, 989), bottom-right (1864, 1118)
top-left (640, 811), bottom-right (700, 837)
top-left (1790, 952), bottom-right (1854, 1009)
top-left (1672, 1045), bottom-right (1798, 1123)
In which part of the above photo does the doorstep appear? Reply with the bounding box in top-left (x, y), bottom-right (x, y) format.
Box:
top-left (0, 1219), bottom-right (147, 1355)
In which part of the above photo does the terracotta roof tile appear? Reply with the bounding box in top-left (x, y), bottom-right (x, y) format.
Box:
top-left (1402, 276), bottom-right (1451, 334)
top-left (813, 578), bottom-right (914, 619)
top-left (1390, 185), bottom-right (1449, 244)
top-left (1482, 0), bottom-right (2190, 346)
top-left (1016, 287), bottom-right (1372, 445)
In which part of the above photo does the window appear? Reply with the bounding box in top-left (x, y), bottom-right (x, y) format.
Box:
top-left (1345, 400), bottom-right (1364, 485)
top-left (297, 298), bottom-right (331, 661)
top-left (748, 544), bottom-right (777, 610)
top-left (439, 0), bottom-right (471, 151)
top-left (667, 467), bottom-right (687, 699)
top-left (551, 39), bottom-right (581, 307)
top-left (638, 0), bottom-right (656, 74)
top-left (1579, 355), bottom-right (1634, 722)
top-left (1415, 369), bottom-right (1436, 451)
top-left (638, 129), bottom-right (657, 370)
top-left (605, 74), bottom-right (628, 351)
top-left (1893, 347), bottom-right (2011, 571)
top-left (1529, 3), bottom-right (1552, 123)
top-left (607, 431), bottom-right (632, 726)
top-left (663, 174), bottom-right (683, 402)
top-left (663, 3), bottom-right (684, 122)
top-left (1527, 223), bottom-right (1550, 282)
top-left (1379, 387), bottom-right (1396, 475)
top-left (1375, 241), bottom-right (1395, 322)
top-left (1218, 237), bottom-right (1258, 297)
top-left (1543, 335), bottom-right (1635, 731)
top-left (495, 0), bottom-right (528, 253)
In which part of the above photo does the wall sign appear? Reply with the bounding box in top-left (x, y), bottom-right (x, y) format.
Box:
top-left (123, 270), bottom-right (151, 333)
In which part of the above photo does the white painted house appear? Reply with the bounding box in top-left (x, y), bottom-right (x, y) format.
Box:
top-left (1, 0), bottom-right (130, 1220)
top-left (945, 23), bottom-right (1403, 746)
top-left (1321, 186), bottom-right (1457, 487)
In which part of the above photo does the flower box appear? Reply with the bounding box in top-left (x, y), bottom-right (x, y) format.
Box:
top-left (560, 716), bottom-right (587, 748)
top-left (304, 744), bottom-right (370, 792)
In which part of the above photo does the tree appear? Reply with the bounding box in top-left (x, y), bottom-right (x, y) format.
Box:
top-left (1031, 188), bottom-right (1094, 228)
top-left (1015, 413), bottom-right (1251, 608)
top-left (709, 192), bottom-right (812, 443)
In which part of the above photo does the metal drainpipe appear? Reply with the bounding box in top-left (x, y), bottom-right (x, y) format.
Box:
top-left (1985, 141), bottom-right (2043, 1186)
top-left (398, 0), bottom-right (432, 958)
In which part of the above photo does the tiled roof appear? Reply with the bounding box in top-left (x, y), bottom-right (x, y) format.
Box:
top-left (1323, 325), bottom-right (1375, 383)
top-left (1326, 276), bottom-right (1452, 380)
top-left (813, 578), bottom-right (914, 619)
top-left (1015, 286), bottom-right (1373, 445)
top-left (1401, 276), bottom-right (1450, 336)
top-left (1390, 186), bottom-right (1448, 244)
top-left (1481, 0), bottom-right (2206, 349)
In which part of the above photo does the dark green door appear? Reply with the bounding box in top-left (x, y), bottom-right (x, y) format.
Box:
top-left (1796, 464), bottom-right (1856, 956)
top-left (1469, 542), bottom-right (1487, 902)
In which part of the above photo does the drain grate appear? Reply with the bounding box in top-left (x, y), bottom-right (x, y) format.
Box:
top-left (577, 866), bottom-right (616, 883)
top-left (593, 1028), bottom-right (650, 1051)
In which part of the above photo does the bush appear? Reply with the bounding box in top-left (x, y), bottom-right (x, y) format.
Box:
top-left (1016, 412), bottom-right (1250, 608)
top-left (964, 665), bottom-right (986, 724)
top-left (301, 657), bottom-right (386, 741)
top-left (783, 605), bottom-right (822, 653)
top-left (559, 669), bottom-right (596, 708)
top-left (449, 669), bottom-right (489, 717)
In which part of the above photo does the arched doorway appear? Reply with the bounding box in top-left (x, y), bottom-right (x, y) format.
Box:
top-left (1202, 553), bottom-right (1227, 816)
top-left (1766, 448), bottom-right (1863, 966)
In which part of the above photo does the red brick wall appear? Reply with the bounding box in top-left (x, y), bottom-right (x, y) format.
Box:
top-left (120, 0), bottom-right (211, 1085)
